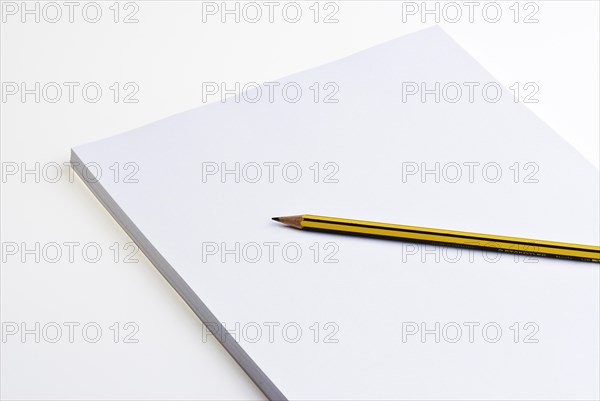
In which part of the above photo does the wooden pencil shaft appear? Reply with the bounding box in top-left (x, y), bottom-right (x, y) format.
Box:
top-left (272, 215), bottom-right (600, 263)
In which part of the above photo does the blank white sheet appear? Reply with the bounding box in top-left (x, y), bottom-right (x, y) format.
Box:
top-left (73, 27), bottom-right (599, 400)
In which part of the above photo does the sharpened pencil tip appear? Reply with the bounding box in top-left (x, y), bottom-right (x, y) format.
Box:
top-left (271, 215), bottom-right (304, 229)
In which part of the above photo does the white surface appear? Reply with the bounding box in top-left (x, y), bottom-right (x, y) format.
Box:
top-left (73, 26), bottom-right (599, 400)
top-left (2, 2), bottom-right (599, 400)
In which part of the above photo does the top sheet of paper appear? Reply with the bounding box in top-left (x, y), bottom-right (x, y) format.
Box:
top-left (73, 27), bottom-right (599, 400)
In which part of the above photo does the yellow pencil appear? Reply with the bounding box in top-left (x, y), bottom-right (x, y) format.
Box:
top-left (272, 215), bottom-right (600, 263)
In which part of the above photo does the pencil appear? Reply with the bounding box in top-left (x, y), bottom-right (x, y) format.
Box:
top-left (272, 215), bottom-right (600, 263)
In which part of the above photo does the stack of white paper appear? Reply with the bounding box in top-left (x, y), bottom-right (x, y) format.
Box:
top-left (72, 27), bottom-right (599, 400)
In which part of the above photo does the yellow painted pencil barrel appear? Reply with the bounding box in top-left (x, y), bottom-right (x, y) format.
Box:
top-left (273, 214), bottom-right (600, 263)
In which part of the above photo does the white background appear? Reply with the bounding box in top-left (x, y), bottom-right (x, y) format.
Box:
top-left (1, 1), bottom-right (599, 400)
